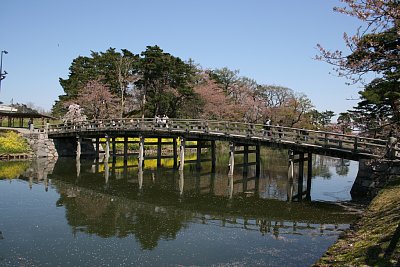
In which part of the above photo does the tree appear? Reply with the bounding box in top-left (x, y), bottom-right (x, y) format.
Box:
top-left (62, 104), bottom-right (86, 124)
top-left (316, 0), bottom-right (400, 136)
top-left (193, 73), bottom-right (240, 120)
top-left (136, 46), bottom-right (198, 118)
top-left (337, 112), bottom-right (353, 134)
top-left (255, 85), bottom-right (314, 127)
top-left (73, 80), bottom-right (120, 120)
top-left (316, 0), bottom-right (399, 83)
top-left (54, 48), bottom-right (140, 117)
top-left (115, 50), bottom-right (140, 117)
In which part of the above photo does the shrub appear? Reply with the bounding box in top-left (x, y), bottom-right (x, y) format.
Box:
top-left (0, 131), bottom-right (31, 154)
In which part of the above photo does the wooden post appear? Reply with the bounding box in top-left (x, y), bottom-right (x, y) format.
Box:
top-left (306, 152), bottom-right (313, 201)
top-left (298, 153), bottom-right (304, 201)
top-left (243, 144), bottom-right (249, 175)
top-left (138, 136), bottom-right (144, 168)
top-left (211, 140), bottom-right (216, 173)
top-left (179, 136), bottom-right (185, 171)
top-left (228, 142), bottom-right (235, 175)
top-left (95, 137), bottom-right (100, 160)
top-left (76, 136), bottom-right (82, 160)
top-left (173, 137), bottom-right (178, 169)
top-left (112, 137), bottom-right (116, 159)
top-left (124, 136), bottom-right (128, 163)
top-left (196, 140), bottom-right (202, 170)
top-left (157, 137), bottom-right (162, 167)
top-left (255, 145), bottom-right (261, 177)
top-left (105, 135), bottom-right (110, 160)
top-left (287, 149), bottom-right (294, 202)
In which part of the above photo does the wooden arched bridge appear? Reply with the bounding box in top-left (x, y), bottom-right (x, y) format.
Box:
top-left (45, 118), bottom-right (398, 161)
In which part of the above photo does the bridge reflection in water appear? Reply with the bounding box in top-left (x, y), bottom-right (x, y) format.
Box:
top-left (68, 147), bottom-right (313, 203)
top-left (43, 155), bottom-right (356, 250)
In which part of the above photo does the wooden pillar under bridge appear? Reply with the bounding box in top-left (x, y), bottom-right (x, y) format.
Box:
top-left (105, 135), bottom-right (110, 160)
top-left (112, 137), bottom-right (116, 159)
top-left (287, 149), bottom-right (294, 202)
top-left (196, 140), bottom-right (202, 170)
top-left (179, 136), bottom-right (185, 171)
top-left (228, 142), bottom-right (235, 176)
top-left (173, 137), bottom-right (178, 169)
top-left (124, 136), bottom-right (128, 163)
top-left (76, 136), bottom-right (82, 160)
top-left (211, 140), bottom-right (216, 173)
top-left (95, 137), bottom-right (100, 160)
top-left (138, 136), bottom-right (144, 168)
top-left (306, 152), bottom-right (313, 201)
top-left (243, 145), bottom-right (249, 176)
top-left (297, 152), bottom-right (305, 201)
top-left (157, 137), bottom-right (162, 167)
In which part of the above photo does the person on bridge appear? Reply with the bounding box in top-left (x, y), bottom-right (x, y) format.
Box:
top-left (264, 117), bottom-right (271, 136)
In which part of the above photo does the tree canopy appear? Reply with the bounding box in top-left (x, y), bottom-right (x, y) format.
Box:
top-left (316, 0), bottom-right (399, 137)
top-left (55, 46), bottom-right (322, 129)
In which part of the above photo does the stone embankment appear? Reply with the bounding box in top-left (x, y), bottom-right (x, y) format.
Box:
top-left (22, 131), bottom-right (58, 159)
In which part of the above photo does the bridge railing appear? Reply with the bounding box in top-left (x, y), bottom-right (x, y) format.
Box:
top-left (44, 118), bottom-right (398, 159)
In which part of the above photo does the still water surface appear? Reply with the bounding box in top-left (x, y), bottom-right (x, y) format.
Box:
top-left (0, 149), bottom-right (359, 266)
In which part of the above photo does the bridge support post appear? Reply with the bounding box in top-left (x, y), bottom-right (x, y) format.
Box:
top-left (306, 153), bottom-right (313, 200)
top-left (228, 142), bottom-right (235, 175)
top-left (112, 137), bottom-right (116, 160)
top-left (256, 145), bottom-right (261, 177)
top-left (124, 136), bottom-right (128, 163)
top-left (76, 136), bottom-right (81, 160)
top-left (157, 137), bottom-right (162, 167)
top-left (287, 150), bottom-right (294, 202)
top-left (243, 145), bottom-right (249, 176)
top-left (211, 140), bottom-right (216, 173)
top-left (138, 136), bottom-right (144, 168)
top-left (95, 137), bottom-right (100, 160)
top-left (173, 137), bottom-right (178, 169)
top-left (105, 135), bottom-right (110, 160)
top-left (196, 140), bottom-right (202, 170)
top-left (179, 137), bottom-right (185, 171)
top-left (297, 153), bottom-right (304, 201)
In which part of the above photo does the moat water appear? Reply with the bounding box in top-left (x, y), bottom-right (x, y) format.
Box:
top-left (0, 149), bottom-right (359, 266)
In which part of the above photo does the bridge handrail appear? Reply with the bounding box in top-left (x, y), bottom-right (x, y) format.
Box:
top-left (42, 118), bottom-right (399, 159)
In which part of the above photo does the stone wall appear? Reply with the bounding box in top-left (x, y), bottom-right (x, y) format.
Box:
top-left (24, 132), bottom-right (58, 159)
top-left (351, 159), bottom-right (400, 199)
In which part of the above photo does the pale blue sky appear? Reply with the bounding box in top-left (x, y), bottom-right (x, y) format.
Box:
top-left (1, 0), bottom-right (366, 115)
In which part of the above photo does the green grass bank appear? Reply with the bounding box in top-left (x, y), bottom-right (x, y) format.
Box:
top-left (315, 175), bottom-right (400, 266)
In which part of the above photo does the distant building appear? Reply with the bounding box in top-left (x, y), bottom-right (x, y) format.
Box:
top-left (0, 104), bottom-right (17, 112)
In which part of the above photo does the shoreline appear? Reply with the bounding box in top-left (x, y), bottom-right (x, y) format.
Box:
top-left (314, 176), bottom-right (400, 266)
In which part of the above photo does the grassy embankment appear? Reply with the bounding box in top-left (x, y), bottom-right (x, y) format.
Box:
top-left (315, 176), bottom-right (400, 266)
